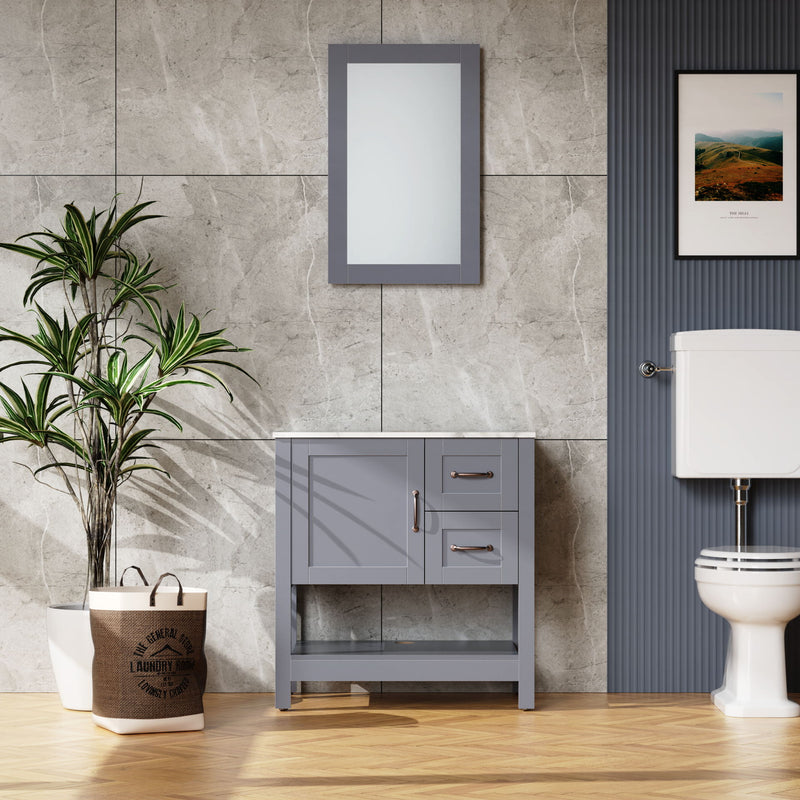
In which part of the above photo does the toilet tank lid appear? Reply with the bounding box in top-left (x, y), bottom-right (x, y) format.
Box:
top-left (671, 329), bottom-right (800, 351)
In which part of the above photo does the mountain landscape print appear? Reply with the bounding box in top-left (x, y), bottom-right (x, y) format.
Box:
top-left (695, 128), bottom-right (783, 200)
top-left (677, 73), bottom-right (797, 257)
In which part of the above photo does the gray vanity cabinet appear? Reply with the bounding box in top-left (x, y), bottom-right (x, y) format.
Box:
top-left (274, 435), bottom-right (535, 710)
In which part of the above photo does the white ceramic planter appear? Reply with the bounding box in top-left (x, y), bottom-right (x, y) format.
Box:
top-left (46, 604), bottom-right (94, 711)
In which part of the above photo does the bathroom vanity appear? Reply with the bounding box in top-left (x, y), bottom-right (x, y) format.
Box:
top-left (274, 433), bottom-right (535, 710)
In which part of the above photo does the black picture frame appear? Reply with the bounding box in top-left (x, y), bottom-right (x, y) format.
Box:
top-left (675, 70), bottom-right (799, 260)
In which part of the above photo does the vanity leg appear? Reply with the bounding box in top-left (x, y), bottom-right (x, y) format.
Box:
top-left (275, 588), bottom-right (294, 708)
top-left (512, 585), bottom-right (519, 647)
top-left (275, 439), bottom-right (294, 710)
top-left (517, 582), bottom-right (535, 710)
top-left (517, 439), bottom-right (535, 710)
top-left (290, 587), bottom-right (299, 696)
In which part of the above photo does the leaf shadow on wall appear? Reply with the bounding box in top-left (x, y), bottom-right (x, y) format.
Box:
top-left (0, 491), bottom-right (89, 605)
top-left (153, 385), bottom-right (274, 441)
top-left (115, 438), bottom-right (274, 691)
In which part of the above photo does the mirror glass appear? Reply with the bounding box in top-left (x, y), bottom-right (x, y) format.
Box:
top-left (328, 44), bottom-right (480, 285)
top-left (347, 63), bottom-right (461, 265)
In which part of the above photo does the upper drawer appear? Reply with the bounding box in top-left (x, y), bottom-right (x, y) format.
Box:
top-left (425, 439), bottom-right (518, 511)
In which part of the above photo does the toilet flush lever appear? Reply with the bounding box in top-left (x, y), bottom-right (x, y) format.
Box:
top-left (639, 361), bottom-right (674, 379)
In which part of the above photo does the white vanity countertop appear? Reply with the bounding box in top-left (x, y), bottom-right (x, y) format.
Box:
top-left (272, 431), bottom-right (536, 438)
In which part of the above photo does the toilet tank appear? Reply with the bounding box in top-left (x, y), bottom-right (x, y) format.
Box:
top-left (671, 329), bottom-right (800, 478)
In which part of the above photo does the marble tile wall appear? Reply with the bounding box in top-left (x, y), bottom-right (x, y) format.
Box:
top-left (0, 0), bottom-right (607, 693)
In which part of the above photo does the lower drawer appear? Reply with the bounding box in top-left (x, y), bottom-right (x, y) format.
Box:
top-left (425, 511), bottom-right (518, 584)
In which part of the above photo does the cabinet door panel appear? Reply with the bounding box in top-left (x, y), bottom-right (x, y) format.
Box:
top-left (291, 439), bottom-right (425, 583)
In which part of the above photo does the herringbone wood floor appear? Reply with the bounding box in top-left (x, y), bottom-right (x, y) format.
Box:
top-left (1, 692), bottom-right (799, 799)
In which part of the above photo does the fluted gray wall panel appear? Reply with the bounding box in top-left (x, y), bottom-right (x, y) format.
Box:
top-left (609, 0), bottom-right (800, 692)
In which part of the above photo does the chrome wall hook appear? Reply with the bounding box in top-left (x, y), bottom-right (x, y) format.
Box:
top-left (639, 361), bottom-right (674, 379)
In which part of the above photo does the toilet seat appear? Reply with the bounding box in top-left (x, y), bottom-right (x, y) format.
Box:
top-left (696, 546), bottom-right (800, 571)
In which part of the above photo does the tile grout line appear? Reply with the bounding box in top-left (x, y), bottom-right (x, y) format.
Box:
top-left (114, 0), bottom-right (118, 181)
top-left (146, 437), bottom-right (609, 443)
top-left (113, 0), bottom-right (118, 584)
top-left (0, 173), bottom-right (610, 179)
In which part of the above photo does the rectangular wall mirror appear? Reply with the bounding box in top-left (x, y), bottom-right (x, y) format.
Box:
top-left (328, 44), bottom-right (480, 285)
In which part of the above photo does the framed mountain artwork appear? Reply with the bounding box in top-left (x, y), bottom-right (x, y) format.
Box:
top-left (675, 71), bottom-right (799, 259)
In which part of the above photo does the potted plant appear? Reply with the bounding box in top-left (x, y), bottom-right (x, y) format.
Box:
top-left (0, 198), bottom-right (254, 709)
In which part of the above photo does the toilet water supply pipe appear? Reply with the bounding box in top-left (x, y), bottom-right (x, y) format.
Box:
top-left (732, 478), bottom-right (750, 550)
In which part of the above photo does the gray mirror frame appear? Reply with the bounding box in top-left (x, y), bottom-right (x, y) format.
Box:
top-left (328, 44), bottom-right (481, 285)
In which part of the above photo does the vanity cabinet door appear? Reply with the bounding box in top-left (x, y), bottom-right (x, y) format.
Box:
top-left (291, 439), bottom-right (425, 584)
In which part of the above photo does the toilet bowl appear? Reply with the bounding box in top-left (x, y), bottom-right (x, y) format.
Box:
top-left (694, 545), bottom-right (800, 718)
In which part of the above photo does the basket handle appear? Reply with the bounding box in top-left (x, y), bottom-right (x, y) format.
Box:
top-left (119, 565), bottom-right (149, 586)
top-left (149, 572), bottom-right (184, 607)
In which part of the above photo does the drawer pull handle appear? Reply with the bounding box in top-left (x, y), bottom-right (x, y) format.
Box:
top-left (450, 470), bottom-right (494, 479)
top-left (412, 490), bottom-right (419, 532)
top-left (450, 544), bottom-right (494, 552)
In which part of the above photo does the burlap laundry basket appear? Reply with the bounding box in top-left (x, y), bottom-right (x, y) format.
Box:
top-left (89, 569), bottom-right (207, 734)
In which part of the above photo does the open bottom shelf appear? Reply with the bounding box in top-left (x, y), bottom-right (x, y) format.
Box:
top-left (290, 640), bottom-right (520, 682)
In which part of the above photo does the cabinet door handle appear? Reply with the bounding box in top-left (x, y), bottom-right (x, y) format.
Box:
top-left (450, 544), bottom-right (494, 552)
top-left (412, 490), bottom-right (419, 532)
top-left (450, 470), bottom-right (494, 479)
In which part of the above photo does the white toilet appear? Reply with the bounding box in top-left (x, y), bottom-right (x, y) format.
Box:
top-left (672, 329), bottom-right (800, 718)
